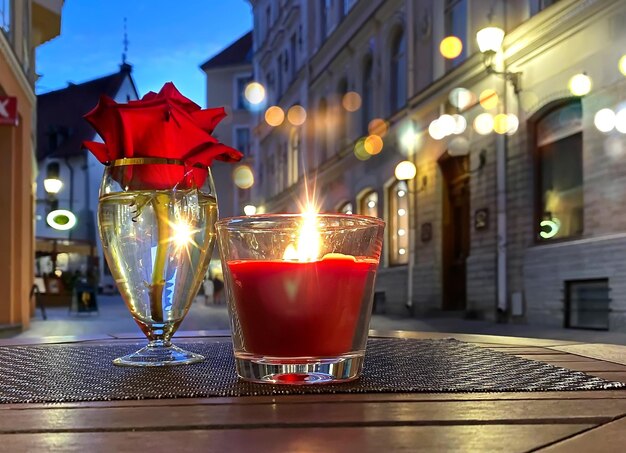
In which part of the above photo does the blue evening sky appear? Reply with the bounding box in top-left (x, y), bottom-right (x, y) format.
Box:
top-left (36, 0), bottom-right (252, 106)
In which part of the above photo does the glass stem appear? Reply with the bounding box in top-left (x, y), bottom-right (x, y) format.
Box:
top-left (147, 339), bottom-right (172, 349)
top-left (149, 193), bottom-right (170, 323)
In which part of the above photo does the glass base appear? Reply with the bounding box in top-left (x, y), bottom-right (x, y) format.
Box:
top-left (113, 341), bottom-right (204, 367)
top-left (234, 352), bottom-right (364, 384)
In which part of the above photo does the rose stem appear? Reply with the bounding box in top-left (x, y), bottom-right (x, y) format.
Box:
top-left (149, 193), bottom-right (170, 324)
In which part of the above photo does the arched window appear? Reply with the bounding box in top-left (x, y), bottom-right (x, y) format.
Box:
top-left (535, 100), bottom-right (583, 241)
top-left (288, 127), bottom-right (300, 186)
top-left (337, 77), bottom-right (349, 147)
top-left (362, 55), bottom-right (374, 134)
top-left (358, 190), bottom-right (378, 217)
top-left (390, 27), bottom-right (407, 114)
top-left (317, 98), bottom-right (328, 163)
top-left (338, 201), bottom-right (353, 215)
top-left (388, 180), bottom-right (409, 265)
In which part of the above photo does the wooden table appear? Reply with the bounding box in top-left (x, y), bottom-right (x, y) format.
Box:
top-left (1, 331), bottom-right (625, 452)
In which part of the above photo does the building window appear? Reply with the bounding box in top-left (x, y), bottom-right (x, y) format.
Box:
top-left (389, 181), bottom-right (409, 265)
top-left (235, 75), bottom-right (252, 110)
top-left (0, 0), bottom-right (10, 37)
top-left (338, 201), bottom-right (353, 215)
top-left (444, 0), bottom-right (468, 68)
top-left (290, 33), bottom-right (297, 81)
top-left (565, 279), bottom-right (610, 330)
top-left (277, 55), bottom-right (284, 98)
top-left (359, 190), bottom-right (378, 217)
top-left (320, 0), bottom-right (332, 40)
top-left (390, 27), bottom-right (407, 114)
top-left (535, 100), bottom-right (583, 241)
top-left (362, 54), bottom-right (374, 134)
top-left (337, 78), bottom-right (349, 147)
top-left (342, 0), bottom-right (357, 17)
top-left (318, 98), bottom-right (328, 163)
top-left (234, 127), bottom-right (250, 156)
top-left (530, 0), bottom-right (559, 16)
top-left (265, 5), bottom-right (271, 39)
top-left (288, 127), bottom-right (300, 186)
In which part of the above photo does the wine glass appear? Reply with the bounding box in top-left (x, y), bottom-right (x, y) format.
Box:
top-left (98, 158), bottom-right (218, 366)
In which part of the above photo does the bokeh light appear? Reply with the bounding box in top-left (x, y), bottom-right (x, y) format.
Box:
top-left (243, 205), bottom-right (257, 216)
top-left (440, 36), bottom-right (463, 59)
top-left (452, 114), bottom-right (467, 134)
top-left (287, 105), bottom-right (307, 126)
top-left (493, 113), bottom-right (510, 134)
top-left (438, 114), bottom-right (456, 136)
top-left (620, 56), bottom-right (626, 76)
top-left (604, 135), bottom-right (625, 161)
top-left (368, 118), bottom-right (389, 137)
top-left (568, 73), bottom-right (592, 96)
top-left (354, 138), bottom-right (371, 161)
top-left (473, 113), bottom-right (494, 135)
top-left (233, 165), bottom-right (255, 189)
top-left (342, 91), bottom-right (362, 112)
top-left (395, 161), bottom-right (417, 181)
top-left (448, 136), bottom-right (470, 156)
top-left (615, 108), bottom-right (626, 133)
top-left (449, 87), bottom-right (474, 110)
top-left (428, 119), bottom-right (446, 140)
top-left (479, 89), bottom-right (498, 110)
top-left (594, 108), bottom-right (616, 133)
top-left (364, 134), bottom-right (384, 155)
top-left (506, 113), bottom-right (519, 135)
top-left (265, 106), bottom-right (285, 126)
top-left (244, 82), bottom-right (266, 105)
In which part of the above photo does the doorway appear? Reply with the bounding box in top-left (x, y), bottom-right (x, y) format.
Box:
top-left (439, 153), bottom-right (470, 311)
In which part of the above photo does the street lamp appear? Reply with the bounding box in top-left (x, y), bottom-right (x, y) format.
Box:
top-left (394, 160), bottom-right (417, 181)
top-left (243, 204), bottom-right (257, 216)
top-left (43, 162), bottom-right (63, 195)
top-left (476, 26), bottom-right (521, 93)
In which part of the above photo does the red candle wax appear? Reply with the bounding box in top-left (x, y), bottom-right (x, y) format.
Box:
top-left (227, 255), bottom-right (377, 357)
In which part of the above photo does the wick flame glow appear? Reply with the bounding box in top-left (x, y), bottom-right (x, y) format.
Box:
top-left (283, 206), bottom-right (322, 262)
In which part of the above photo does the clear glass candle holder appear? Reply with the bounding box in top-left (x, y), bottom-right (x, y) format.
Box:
top-left (216, 214), bottom-right (384, 384)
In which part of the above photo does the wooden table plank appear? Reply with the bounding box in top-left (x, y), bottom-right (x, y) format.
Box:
top-left (549, 344), bottom-right (626, 366)
top-left (539, 416), bottom-right (626, 452)
top-left (0, 424), bottom-right (595, 453)
top-left (585, 371), bottom-right (626, 384)
top-left (1, 399), bottom-right (625, 433)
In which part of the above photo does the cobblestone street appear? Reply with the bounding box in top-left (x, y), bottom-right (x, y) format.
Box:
top-left (11, 295), bottom-right (626, 345)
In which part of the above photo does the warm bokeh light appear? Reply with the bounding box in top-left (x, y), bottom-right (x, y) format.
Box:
top-left (568, 73), bottom-right (592, 96)
top-left (428, 119), bottom-right (445, 140)
top-left (43, 178), bottom-right (63, 194)
top-left (243, 205), bottom-right (257, 216)
top-left (594, 108), bottom-right (616, 133)
top-left (438, 114), bottom-right (456, 136)
top-left (473, 112), bottom-right (494, 135)
top-left (506, 113), bottom-right (519, 135)
top-left (364, 134), bottom-right (384, 155)
top-left (244, 82), bottom-right (266, 105)
top-left (354, 138), bottom-right (371, 161)
top-left (448, 136), bottom-right (470, 157)
top-left (395, 160), bottom-right (417, 181)
top-left (342, 91), bottom-right (362, 112)
top-left (368, 118), bottom-right (389, 137)
top-left (476, 26), bottom-right (505, 53)
top-left (453, 114), bottom-right (467, 134)
top-left (619, 55), bottom-right (626, 76)
top-left (479, 89), bottom-right (498, 110)
top-left (233, 165), bottom-right (255, 189)
top-left (440, 36), bottom-right (463, 59)
top-left (615, 108), bottom-right (626, 133)
top-left (265, 106), bottom-right (285, 126)
top-left (287, 105), bottom-right (307, 126)
top-left (493, 113), bottom-right (510, 134)
top-left (449, 87), bottom-right (473, 110)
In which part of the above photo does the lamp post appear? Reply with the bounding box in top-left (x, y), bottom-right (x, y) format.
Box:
top-left (476, 26), bottom-right (522, 93)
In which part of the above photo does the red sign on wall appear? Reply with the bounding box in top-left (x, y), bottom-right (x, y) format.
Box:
top-left (0, 96), bottom-right (18, 126)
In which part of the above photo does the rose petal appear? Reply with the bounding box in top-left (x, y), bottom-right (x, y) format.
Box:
top-left (186, 142), bottom-right (243, 166)
top-left (82, 141), bottom-right (113, 163)
top-left (84, 95), bottom-right (126, 158)
top-left (155, 82), bottom-right (201, 113)
top-left (190, 107), bottom-right (227, 133)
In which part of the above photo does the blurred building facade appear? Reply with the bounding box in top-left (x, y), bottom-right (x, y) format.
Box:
top-left (35, 64), bottom-right (139, 293)
top-left (244, 0), bottom-right (626, 330)
top-left (0, 0), bottom-right (63, 329)
top-left (201, 31), bottom-right (254, 220)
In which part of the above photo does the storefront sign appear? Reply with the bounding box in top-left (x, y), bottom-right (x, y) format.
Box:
top-left (0, 96), bottom-right (18, 126)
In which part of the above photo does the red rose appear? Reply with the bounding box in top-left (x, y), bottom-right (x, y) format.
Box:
top-left (83, 82), bottom-right (242, 190)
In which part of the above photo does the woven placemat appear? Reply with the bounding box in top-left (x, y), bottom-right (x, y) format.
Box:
top-left (0, 338), bottom-right (623, 403)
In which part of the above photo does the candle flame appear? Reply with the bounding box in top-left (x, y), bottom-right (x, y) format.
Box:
top-left (282, 206), bottom-right (322, 262)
